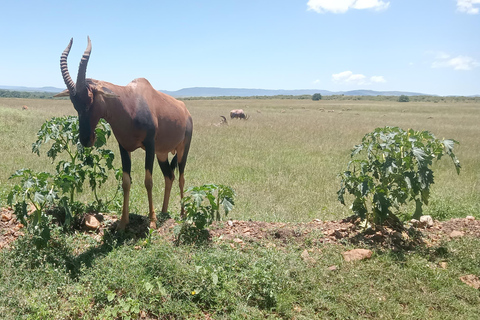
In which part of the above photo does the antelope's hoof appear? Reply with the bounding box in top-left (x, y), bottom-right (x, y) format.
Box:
top-left (149, 220), bottom-right (157, 229)
top-left (116, 221), bottom-right (128, 231)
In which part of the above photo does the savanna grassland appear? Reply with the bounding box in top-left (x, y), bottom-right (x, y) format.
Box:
top-left (1, 97), bottom-right (479, 222)
top-left (0, 96), bottom-right (479, 319)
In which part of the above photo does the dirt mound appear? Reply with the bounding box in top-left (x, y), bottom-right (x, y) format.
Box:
top-left (0, 208), bottom-right (25, 250)
top-left (1, 207), bottom-right (479, 251)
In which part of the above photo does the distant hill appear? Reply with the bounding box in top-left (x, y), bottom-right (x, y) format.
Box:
top-left (0, 85), bottom-right (430, 98)
top-left (160, 87), bottom-right (427, 98)
top-left (0, 85), bottom-right (64, 93)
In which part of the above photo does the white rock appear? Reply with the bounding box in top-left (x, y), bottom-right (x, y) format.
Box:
top-left (342, 249), bottom-right (373, 262)
top-left (420, 215), bottom-right (434, 228)
top-left (449, 230), bottom-right (464, 238)
top-left (85, 215), bottom-right (100, 230)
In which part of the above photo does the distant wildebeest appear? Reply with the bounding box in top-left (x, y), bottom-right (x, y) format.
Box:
top-left (54, 37), bottom-right (193, 230)
top-left (22, 105), bottom-right (28, 110)
top-left (230, 109), bottom-right (249, 119)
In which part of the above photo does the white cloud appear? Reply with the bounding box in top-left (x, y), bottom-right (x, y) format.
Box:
top-left (307, 0), bottom-right (390, 13)
top-left (370, 75), bottom-right (386, 83)
top-left (332, 71), bottom-right (367, 84)
top-left (313, 79), bottom-right (321, 84)
top-left (332, 71), bottom-right (386, 85)
top-left (432, 53), bottom-right (480, 70)
top-left (457, 0), bottom-right (480, 14)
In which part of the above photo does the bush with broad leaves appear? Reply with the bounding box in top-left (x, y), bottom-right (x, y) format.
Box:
top-left (338, 126), bottom-right (460, 227)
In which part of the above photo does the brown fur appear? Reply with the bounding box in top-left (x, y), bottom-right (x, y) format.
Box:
top-left (85, 78), bottom-right (191, 160)
top-left (55, 38), bottom-right (193, 230)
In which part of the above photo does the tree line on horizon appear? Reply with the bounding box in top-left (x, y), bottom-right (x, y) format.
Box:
top-left (0, 88), bottom-right (478, 103)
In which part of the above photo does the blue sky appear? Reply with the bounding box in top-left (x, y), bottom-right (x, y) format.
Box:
top-left (1, 0), bottom-right (479, 96)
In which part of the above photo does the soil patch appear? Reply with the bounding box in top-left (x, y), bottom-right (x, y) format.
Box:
top-left (1, 207), bottom-right (479, 251)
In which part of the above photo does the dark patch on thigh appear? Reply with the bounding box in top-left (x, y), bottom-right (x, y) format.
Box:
top-left (119, 143), bottom-right (131, 174)
top-left (158, 159), bottom-right (174, 180)
top-left (133, 97), bottom-right (155, 133)
top-left (143, 134), bottom-right (155, 173)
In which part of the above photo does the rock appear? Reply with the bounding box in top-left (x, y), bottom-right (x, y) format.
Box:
top-left (327, 265), bottom-right (338, 271)
top-left (85, 215), bottom-right (100, 230)
top-left (459, 274), bottom-right (480, 289)
top-left (1, 212), bottom-right (12, 222)
top-left (392, 231), bottom-right (403, 240)
top-left (334, 230), bottom-right (344, 239)
top-left (301, 249), bottom-right (316, 264)
top-left (227, 220), bottom-right (234, 227)
top-left (410, 219), bottom-right (423, 227)
top-left (342, 249), bottom-right (373, 262)
top-left (466, 216), bottom-right (475, 221)
top-left (449, 230), bottom-right (464, 238)
top-left (439, 262), bottom-right (448, 269)
top-left (325, 229), bottom-right (336, 237)
top-left (420, 215), bottom-right (434, 228)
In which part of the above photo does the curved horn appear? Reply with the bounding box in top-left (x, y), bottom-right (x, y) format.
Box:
top-left (76, 36), bottom-right (92, 97)
top-left (60, 38), bottom-right (76, 95)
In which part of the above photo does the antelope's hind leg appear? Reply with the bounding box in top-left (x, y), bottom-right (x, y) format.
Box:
top-left (157, 153), bottom-right (175, 217)
top-left (177, 117), bottom-right (193, 218)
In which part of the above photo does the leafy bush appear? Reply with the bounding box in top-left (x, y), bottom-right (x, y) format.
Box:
top-left (338, 126), bottom-right (460, 226)
top-left (398, 95), bottom-right (410, 102)
top-left (7, 116), bottom-right (121, 245)
top-left (175, 184), bottom-right (235, 244)
top-left (7, 169), bottom-right (57, 248)
top-left (32, 116), bottom-right (122, 206)
top-left (312, 93), bottom-right (322, 101)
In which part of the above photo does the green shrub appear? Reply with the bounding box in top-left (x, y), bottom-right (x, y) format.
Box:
top-left (7, 116), bottom-right (121, 245)
top-left (338, 126), bottom-right (460, 226)
top-left (32, 116), bottom-right (121, 206)
top-left (175, 184), bottom-right (235, 244)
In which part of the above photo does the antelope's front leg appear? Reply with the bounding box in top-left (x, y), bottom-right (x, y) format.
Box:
top-left (144, 137), bottom-right (157, 229)
top-left (118, 145), bottom-right (131, 231)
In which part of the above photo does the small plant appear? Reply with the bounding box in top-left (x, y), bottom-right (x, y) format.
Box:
top-left (338, 126), bottom-right (460, 227)
top-left (7, 116), bottom-right (121, 243)
top-left (175, 184), bottom-right (235, 244)
top-left (32, 116), bottom-right (122, 209)
top-left (7, 169), bottom-right (57, 248)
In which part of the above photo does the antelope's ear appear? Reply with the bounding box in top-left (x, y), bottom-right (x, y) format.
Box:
top-left (96, 86), bottom-right (119, 99)
top-left (53, 89), bottom-right (70, 97)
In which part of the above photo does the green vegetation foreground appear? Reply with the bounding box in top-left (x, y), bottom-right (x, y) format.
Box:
top-left (0, 97), bottom-right (479, 318)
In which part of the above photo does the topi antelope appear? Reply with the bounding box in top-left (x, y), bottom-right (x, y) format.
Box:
top-left (54, 37), bottom-right (193, 230)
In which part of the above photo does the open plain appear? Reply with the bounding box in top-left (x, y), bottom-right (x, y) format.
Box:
top-left (0, 96), bottom-right (479, 319)
top-left (1, 97), bottom-right (479, 222)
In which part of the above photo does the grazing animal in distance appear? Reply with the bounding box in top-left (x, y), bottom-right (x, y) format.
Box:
top-left (54, 37), bottom-right (193, 230)
top-left (230, 109), bottom-right (249, 119)
top-left (22, 105), bottom-right (28, 110)
top-left (214, 115), bottom-right (228, 126)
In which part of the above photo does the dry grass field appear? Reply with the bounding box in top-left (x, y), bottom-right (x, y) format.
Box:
top-left (1, 96), bottom-right (480, 319)
top-left (1, 97), bottom-right (479, 222)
